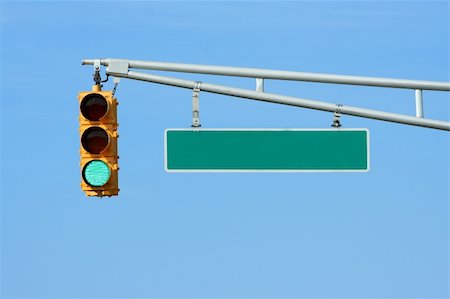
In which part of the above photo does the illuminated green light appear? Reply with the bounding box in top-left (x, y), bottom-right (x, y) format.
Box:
top-left (83, 160), bottom-right (111, 187)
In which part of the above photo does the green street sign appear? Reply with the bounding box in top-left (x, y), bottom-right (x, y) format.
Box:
top-left (165, 129), bottom-right (369, 172)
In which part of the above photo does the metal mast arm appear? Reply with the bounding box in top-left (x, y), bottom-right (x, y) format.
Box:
top-left (117, 70), bottom-right (450, 131)
top-left (83, 58), bottom-right (450, 91)
top-left (82, 58), bottom-right (450, 131)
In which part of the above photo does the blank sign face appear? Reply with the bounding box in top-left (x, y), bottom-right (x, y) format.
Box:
top-left (165, 129), bottom-right (369, 172)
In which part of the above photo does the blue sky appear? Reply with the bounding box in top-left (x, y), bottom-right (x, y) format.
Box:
top-left (1, 1), bottom-right (449, 298)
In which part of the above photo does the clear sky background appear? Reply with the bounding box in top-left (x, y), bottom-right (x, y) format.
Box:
top-left (1, 1), bottom-right (449, 299)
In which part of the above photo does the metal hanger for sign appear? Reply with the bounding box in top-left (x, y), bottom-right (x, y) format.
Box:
top-left (82, 58), bottom-right (450, 131)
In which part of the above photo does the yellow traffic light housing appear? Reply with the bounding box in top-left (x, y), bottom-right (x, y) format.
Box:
top-left (79, 85), bottom-right (119, 197)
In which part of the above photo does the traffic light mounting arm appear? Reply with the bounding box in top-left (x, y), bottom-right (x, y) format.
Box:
top-left (83, 58), bottom-right (450, 91)
top-left (82, 58), bottom-right (450, 131)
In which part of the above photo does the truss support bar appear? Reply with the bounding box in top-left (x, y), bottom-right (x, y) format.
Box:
top-left (83, 58), bottom-right (450, 91)
top-left (110, 70), bottom-right (450, 131)
top-left (415, 89), bottom-right (424, 118)
top-left (256, 78), bottom-right (264, 92)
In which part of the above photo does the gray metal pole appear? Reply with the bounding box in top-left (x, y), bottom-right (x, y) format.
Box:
top-left (111, 70), bottom-right (450, 131)
top-left (83, 58), bottom-right (450, 91)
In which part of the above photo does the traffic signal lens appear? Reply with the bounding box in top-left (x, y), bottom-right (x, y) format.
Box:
top-left (81, 127), bottom-right (109, 154)
top-left (83, 160), bottom-right (111, 187)
top-left (80, 94), bottom-right (108, 121)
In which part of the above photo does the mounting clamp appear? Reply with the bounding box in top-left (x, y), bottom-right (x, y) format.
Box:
top-left (191, 82), bottom-right (202, 128)
top-left (332, 104), bottom-right (343, 128)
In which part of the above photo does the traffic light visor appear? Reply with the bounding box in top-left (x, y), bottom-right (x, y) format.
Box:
top-left (82, 160), bottom-right (111, 187)
top-left (80, 93), bottom-right (108, 121)
top-left (81, 127), bottom-right (109, 154)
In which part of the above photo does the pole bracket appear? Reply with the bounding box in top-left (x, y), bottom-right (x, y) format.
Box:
top-left (191, 81), bottom-right (202, 128)
top-left (107, 60), bottom-right (129, 76)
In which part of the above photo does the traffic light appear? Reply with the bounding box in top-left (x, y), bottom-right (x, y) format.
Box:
top-left (78, 84), bottom-right (119, 197)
